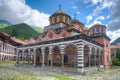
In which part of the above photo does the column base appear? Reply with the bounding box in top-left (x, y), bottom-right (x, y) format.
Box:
top-left (78, 68), bottom-right (85, 74)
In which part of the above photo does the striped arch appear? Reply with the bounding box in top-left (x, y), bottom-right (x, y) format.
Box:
top-left (64, 43), bottom-right (78, 67)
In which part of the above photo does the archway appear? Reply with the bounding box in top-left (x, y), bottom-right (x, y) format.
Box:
top-left (64, 44), bottom-right (77, 67)
top-left (18, 50), bottom-right (23, 64)
top-left (36, 48), bottom-right (42, 66)
top-left (24, 50), bottom-right (30, 64)
top-left (44, 47), bottom-right (49, 66)
top-left (84, 45), bottom-right (89, 67)
top-left (52, 46), bottom-right (61, 67)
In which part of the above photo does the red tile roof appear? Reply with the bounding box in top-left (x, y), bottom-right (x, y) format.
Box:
top-left (110, 45), bottom-right (120, 49)
top-left (11, 37), bottom-right (25, 44)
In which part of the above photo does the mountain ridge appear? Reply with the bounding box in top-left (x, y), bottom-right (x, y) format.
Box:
top-left (0, 23), bottom-right (41, 40)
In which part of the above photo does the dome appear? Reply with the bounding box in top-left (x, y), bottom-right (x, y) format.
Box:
top-left (71, 19), bottom-right (84, 25)
top-left (92, 23), bottom-right (106, 28)
top-left (49, 9), bottom-right (71, 25)
top-left (53, 10), bottom-right (68, 15)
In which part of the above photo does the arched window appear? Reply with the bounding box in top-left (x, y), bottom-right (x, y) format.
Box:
top-left (62, 33), bottom-right (66, 37)
top-left (49, 33), bottom-right (53, 39)
top-left (101, 28), bottom-right (104, 33)
top-left (65, 17), bottom-right (68, 23)
top-left (96, 27), bottom-right (99, 33)
top-left (60, 15), bottom-right (62, 22)
top-left (54, 16), bottom-right (57, 23)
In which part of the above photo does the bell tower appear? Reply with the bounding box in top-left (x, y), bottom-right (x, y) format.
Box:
top-left (90, 24), bottom-right (111, 68)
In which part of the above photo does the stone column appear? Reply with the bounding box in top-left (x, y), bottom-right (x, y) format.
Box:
top-left (22, 49), bottom-right (25, 64)
top-left (98, 50), bottom-right (101, 66)
top-left (77, 44), bottom-right (84, 73)
top-left (28, 49), bottom-right (30, 64)
top-left (33, 48), bottom-right (36, 66)
top-left (1, 42), bottom-right (3, 52)
top-left (49, 46), bottom-right (53, 67)
top-left (60, 44), bottom-right (65, 68)
top-left (15, 49), bottom-right (19, 65)
top-left (94, 49), bottom-right (97, 66)
top-left (42, 47), bottom-right (45, 67)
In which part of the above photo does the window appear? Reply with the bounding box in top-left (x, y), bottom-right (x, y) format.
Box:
top-left (65, 17), bottom-right (67, 23)
top-left (49, 33), bottom-right (53, 39)
top-left (101, 28), bottom-right (104, 33)
top-left (54, 16), bottom-right (57, 23)
top-left (60, 15), bottom-right (62, 22)
top-left (62, 33), bottom-right (66, 37)
top-left (96, 27), bottom-right (99, 33)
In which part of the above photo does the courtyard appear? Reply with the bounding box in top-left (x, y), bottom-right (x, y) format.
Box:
top-left (0, 61), bottom-right (120, 80)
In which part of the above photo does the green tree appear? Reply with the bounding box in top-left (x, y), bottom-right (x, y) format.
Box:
top-left (11, 29), bottom-right (18, 37)
top-left (112, 49), bottom-right (120, 66)
top-left (116, 49), bottom-right (120, 60)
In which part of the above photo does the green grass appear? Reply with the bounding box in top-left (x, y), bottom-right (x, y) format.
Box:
top-left (47, 74), bottom-right (76, 80)
top-left (0, 60), bottom-right (15, 65)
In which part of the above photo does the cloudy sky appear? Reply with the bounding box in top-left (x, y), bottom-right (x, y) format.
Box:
top-left (0, 0), bottom-right (120, 42)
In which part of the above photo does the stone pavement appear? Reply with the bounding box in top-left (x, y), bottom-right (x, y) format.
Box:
top-left (0, 63), bottom-right (120, 80)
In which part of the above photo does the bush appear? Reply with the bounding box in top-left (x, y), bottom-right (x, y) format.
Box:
top-left (112, 57), bottom-right (120, 66)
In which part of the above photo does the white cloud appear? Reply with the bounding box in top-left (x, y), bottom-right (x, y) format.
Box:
top-left (86, 15), bottom-right (93, 24)
top-left (107, 30), bottom-right (120, 42)
top-left (93, 0), bottom-right (113, 16)
top-left (95, 16), bottom-right (105, 21)
top-left (84, 0), bottom-right (102, 4)
top-left (0, 0), bottom-right (50, 28)
top-left (76, 11), bottom-right (80, 14)
top-left (72, 6), bottom-right (78, 10)
top-left (91, 0), bottom-right (102, 4)
top-left (86, 20), bottom-right (102, 28)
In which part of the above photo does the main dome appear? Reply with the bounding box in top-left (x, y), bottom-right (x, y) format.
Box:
top-left (52, 10), bottom-right (68, 15)
top-left (49, 9), bottom-right (71, 25)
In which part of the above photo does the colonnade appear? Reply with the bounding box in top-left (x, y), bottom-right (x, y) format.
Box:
top-left (16, 41), bottom-right (103, 72)
top-left (0, 41), bottom-right (16, 61)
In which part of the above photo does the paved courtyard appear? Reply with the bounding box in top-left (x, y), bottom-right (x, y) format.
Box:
top-left (0, 62), bottom-right (120, 80)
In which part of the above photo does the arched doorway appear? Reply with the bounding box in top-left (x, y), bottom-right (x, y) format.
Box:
top-left (84, 45), bottom-right (89, 67)
top-left (24, 50), bottom-right (30, 64)
top-left (52, 46), bottom-right (61, 67)
top-left (44, 47), bottom-right (49, 66)
top-left (64, 44), bottom-right (77, 67)
top-left (36, 48), bottom-right (42, 66)
top-left (18, 50), bottom-right (23, 64)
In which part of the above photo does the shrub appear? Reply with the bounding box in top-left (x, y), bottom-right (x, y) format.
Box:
top-left (112, 57), bottom-right (120, 66)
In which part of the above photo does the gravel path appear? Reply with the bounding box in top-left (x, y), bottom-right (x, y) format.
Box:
top-left (0, 63), bottom-right (120, 80)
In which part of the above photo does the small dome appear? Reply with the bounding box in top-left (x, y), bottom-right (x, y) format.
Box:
top-left (71, 19), bottom-right (84, 25)
top-left (92, 23), bottom-right (106, 28)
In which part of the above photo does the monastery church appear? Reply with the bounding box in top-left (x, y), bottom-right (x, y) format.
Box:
top-left (0, 6), bottom-right (111, 72)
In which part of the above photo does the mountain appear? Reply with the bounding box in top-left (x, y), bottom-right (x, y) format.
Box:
top-left (0, 23), bottom-right (39, 40)
top-left (0, 20), bottom-right (12, 26)
top-left (111, 37), bottom-right (120, 45)
top-left (0, 24), bottom-right (8, 29)
top-left (0, 20), bottom-right (12, 29)
top-left (31, 26), bottom-right (43, 33)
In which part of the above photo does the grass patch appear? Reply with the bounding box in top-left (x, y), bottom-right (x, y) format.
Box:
top-left (47, 74), bottom-right (76, 80)
top-left (88, 71), bottom-right (100, 76)
top-left (0, 60), bottom-right (15, 65)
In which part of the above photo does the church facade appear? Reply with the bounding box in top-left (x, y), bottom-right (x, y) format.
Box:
top-left (16, 8), bottom-right (111, 72)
